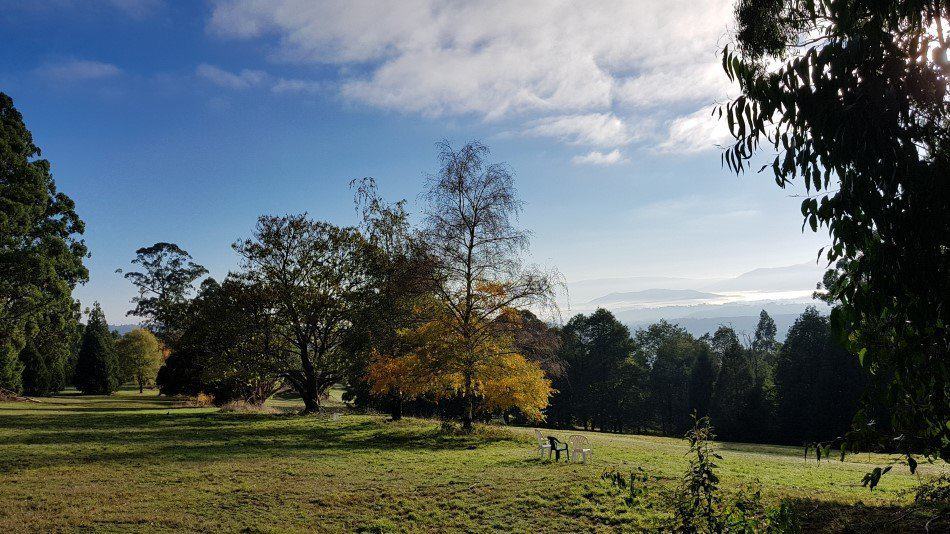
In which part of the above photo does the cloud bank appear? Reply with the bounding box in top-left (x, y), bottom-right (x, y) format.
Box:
top-left (206, 0), bottom-right (737, 162)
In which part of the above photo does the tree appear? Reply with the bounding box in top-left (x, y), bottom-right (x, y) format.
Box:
top-left (234, 214), bottom-right (378, 413)
top-left (687, 344), bottom-right (716, 420)
top-left (0, 92), bottom-right (88, 393)
top-left (751, 310), bottom-right (779, 366)
top-left (116, 328), bottom-right (163, 393)
top-left (119, 243), bottom-right (207, 345)
top-left (344, 178), bottom-right (435, 420)
top-left (709, 327), bottom-right (757, 442)
top-left (19, 302), bottom-right (81, 396)
top-left (547, 309), bottom-right (643, 432)
top-left (74, 303), bottom-right (119, 395)
top-left (774, 308), bottom-right (864, 444)
top-left (646, 326), bottom-right (698, 436)
top-left (422, 140), bottom-right (556, 430)
top-left (724, 1), bottom-right (950, 460)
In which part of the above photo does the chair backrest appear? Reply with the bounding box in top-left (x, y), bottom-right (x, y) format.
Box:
top-left (568, 434), bottom-right (590, 450)
top-left (547, 436), bottom-right (562, 448)
top-left (534, 428), bottom-right (545, 446)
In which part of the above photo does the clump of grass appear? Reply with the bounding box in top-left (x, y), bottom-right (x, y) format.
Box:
top-left (176, 392), bottom-right (215, 408)
top-left (218, 400), bottom-right (279, 414)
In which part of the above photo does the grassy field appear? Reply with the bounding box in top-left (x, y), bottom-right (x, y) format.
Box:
top-left (1, 389), bottom-right (946, 532)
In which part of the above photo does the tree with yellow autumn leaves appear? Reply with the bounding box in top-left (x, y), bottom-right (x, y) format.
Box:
top-left (366, 141), bottom-right (558, 430)
top-left (367, 299), bottom-right (553, 423)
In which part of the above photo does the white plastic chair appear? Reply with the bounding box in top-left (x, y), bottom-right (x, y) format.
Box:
top-left (534, 429), bottom-right (551, 459)
top-left (569, 434), bottom-right (592, 463)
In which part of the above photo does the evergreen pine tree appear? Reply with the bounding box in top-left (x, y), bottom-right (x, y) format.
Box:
top-left (709, 328), bottom-right (750, 441)
top-left (19, 341), bottom-right (50, 396)
top-left (774, 307), bottom-right (865, 443)
top-left (74, 304), bottom-right (119, 395)
top-left (687, 345), bottom-right (716, 419)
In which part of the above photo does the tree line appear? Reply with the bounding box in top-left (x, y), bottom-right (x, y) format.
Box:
top-left (543, 307), bottom-right (869, 445)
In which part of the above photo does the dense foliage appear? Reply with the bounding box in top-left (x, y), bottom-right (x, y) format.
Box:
top-left (119, 242), bottom-right (207, 345)
top-left (393, 141), bottom-right (556, 429)
top-left (0, 92), bottom-right (87, 394)
top-left (232, 215), bottom-right (380, 412)
top-left (724, 0), bottom-right (949, 460)
top-left (544, 307), bottom-right (863, 445)
top-left (74, 303), bottom-right (119, 395)
top-left (116, 328), bottom-right (163, 393)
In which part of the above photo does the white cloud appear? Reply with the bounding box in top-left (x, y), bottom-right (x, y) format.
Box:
top-left (35, 59), bottom-right (121, 81)
top-left (271, 78), bottom-right (323, 94)
top-left (572, 149), bottom-right (628, 166)
top-left (656, 106), bottom-right (733, 154)
top-left (207, 0), bottom-right (736, 153)
top-left (523, 113), bottom-right (634, 148)
top-left (196, 64), bottom-right (323, 95)
top-left (196, 63), bottom-right (267, 89)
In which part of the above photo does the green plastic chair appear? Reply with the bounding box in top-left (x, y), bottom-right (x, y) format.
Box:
top-left (547, 436), bottom-right (568, 461)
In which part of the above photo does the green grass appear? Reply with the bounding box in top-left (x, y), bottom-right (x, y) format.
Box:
top-left (1, 390), bottom-right (946, 532)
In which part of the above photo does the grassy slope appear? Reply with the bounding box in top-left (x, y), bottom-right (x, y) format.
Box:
top-left (0, 390), bottom-right (946, 533)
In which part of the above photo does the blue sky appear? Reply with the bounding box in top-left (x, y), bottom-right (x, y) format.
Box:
top-left (1, 1), bottom-right (828, 323)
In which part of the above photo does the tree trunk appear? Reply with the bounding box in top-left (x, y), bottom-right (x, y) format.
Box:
top-left (391, 393), bottom-right (402, 421)
top-left (462, 372), bottom-right (474, 431)
top-left (301, 378), bottom-right (320, 414)
top-left (298, 345), bottom-right (321, 414)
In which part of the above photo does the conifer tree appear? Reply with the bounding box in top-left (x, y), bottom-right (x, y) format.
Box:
top-left (74, 304), bottom-right (119, 395)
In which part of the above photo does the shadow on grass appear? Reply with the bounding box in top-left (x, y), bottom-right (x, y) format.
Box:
top-left (786, 497), bottom-right (948, 533)
top-left (0, 400), bottom-right (523, 474)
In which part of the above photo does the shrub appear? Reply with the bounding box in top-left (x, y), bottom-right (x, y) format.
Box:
top-left (669, 415), bottom-right (799, 533)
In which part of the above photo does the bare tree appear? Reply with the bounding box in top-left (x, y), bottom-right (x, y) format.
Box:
top-left (424, 140), bottom-right (557, 430)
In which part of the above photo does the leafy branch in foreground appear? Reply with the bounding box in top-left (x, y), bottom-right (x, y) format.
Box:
top-left (723, 0), bottom-right (950, 465)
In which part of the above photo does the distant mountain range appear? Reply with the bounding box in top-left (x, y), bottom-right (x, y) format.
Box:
top-left (701, 263), bottom-right (826, 292)
top-left (589, 288), bottom-right (721, 305)
top-left (565, 262), bottom-right (829, 341)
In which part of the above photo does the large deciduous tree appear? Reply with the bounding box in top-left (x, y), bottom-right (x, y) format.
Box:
top-left (234, 214), bottom-right (378, 413)
top-left (723, 0), bottom-right (950, 460)
top-left (344, 178), bottom-right (435, 420)
top-left (158, 277), bottom-right (286, 405)
top-left (421, 141), bottom-right (556, 430)
top-left (119, 243), bottom-right (207, 345)
top-left (0, 92), bottom-right (88, 393)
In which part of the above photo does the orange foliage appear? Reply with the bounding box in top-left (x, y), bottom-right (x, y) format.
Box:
top-left (365, 299), bottom-right (553, 421)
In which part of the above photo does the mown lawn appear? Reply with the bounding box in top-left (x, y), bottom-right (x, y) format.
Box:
top-left (0, 390), bottom-right (946, 532)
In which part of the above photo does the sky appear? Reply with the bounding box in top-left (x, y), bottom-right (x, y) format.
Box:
top-left (1, 0), bottom-right (829, 323)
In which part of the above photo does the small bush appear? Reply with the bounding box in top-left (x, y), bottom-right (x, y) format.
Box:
top-left (177, 393), bottom-right (215, 407)
top-left (602, 467), bottom-right (651, 505)
top-left (439, 420), bottom-right (462, 434)
top-left (669, 415), bottom-right (800, 533)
